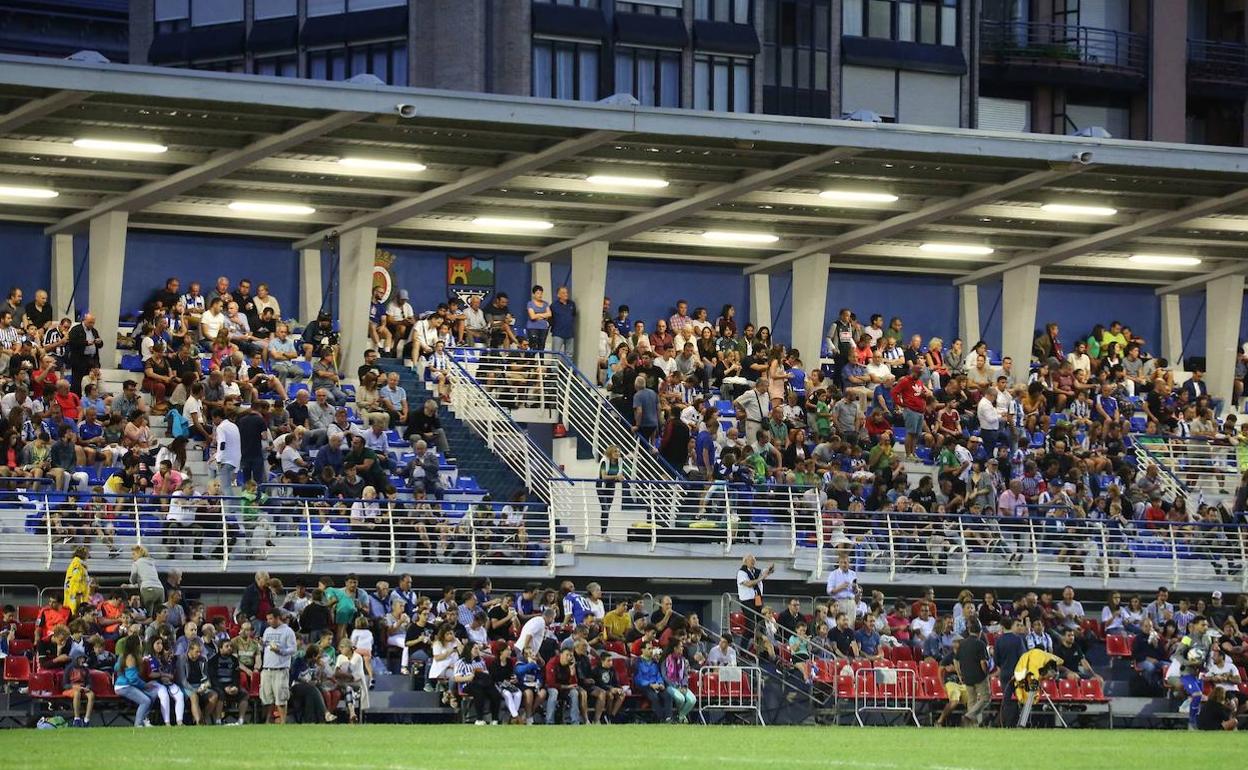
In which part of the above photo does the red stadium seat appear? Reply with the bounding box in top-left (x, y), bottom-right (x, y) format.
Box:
top-left (488, 640), bottom-right (508, 658)
top-left (1080, 618), bottom-right (1103, 639)
top-left (888, 645), bottom-right (914, 662)
top-left (1105, 634), bottom-right (1134, 657)
top-left (835, 675), bottom-right (855, 699)
top-left (688, 670), bottom-right (701, 696)
top-left (605, 641), bottom-right (626, 657)
top-left (9, 640), bottom-right (32, 657)
top-left (28, 670), bottom-right (61, 699)
top-left (811, 659), bottom-right (837, 683)
top-left (1040, 679), bottom-right (1059, 699)
top-left (89, 670), bottom-right (117, 699)
top-left (894, 659), bottom-right (918, 675)
top-left (777, 643), bottom-right (792, 665)
top-left (15, 622), bottom-right (34, 641)
top-left (917, 660), bottom-right (941, 681)
top-left (919, 676), bottom-right (945, 701)
top-left (244, 670), bottom-right (260, 698)
top-left (16, 606), bottom-right (39, 623)
top-left (1056, 678), bottom-right (1079, 701)
top-left (1078, 679), bottom-right (1107, 702)
top-left (728, 612), bottom-right (746, 636)
top-left (3, 655), bottom-right (30, 686)
top-left (990, 678), bottom-right (1004, 701)
top-left (985, 632), bottom-right (999, 647)
top-left (611, 658), bottom-right (632, 688)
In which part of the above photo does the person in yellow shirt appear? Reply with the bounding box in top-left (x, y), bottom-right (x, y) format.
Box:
top-left (602, 597), bottom-right (632, 642)
top-left (63, 545), bottom-right (91, 612)
top-left (1012, 647), bottom-right (1063, 726)
top-left (1099, 321), bottom-right (1128, 354)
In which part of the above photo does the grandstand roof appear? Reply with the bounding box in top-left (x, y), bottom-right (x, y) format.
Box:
top-left (2, 53), bottom-right (1248, 289)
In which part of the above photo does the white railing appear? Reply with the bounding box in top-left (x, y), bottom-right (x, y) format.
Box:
top-left (444, 354), bottom-right (568, 504)
top-left (454, 350), bottom-right (682, 485)
top-left (3, 491), bottom-right (559, 576)
top-left (1132, 435), bottom-right (1239, 502)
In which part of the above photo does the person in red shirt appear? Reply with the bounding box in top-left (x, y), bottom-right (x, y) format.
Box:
top-left (891, 364), bottom-right (931, 459)
top-left (36, 596), bottom-right (71, 640)
top-left (30, 355), bottom-right (58, 401)
top-left (1142, 494), bottom-right (1167, 530)
top-left (53, 380), bottom-right (80, 421)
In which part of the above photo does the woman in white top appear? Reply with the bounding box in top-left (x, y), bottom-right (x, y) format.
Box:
top-left (383, 599), bottom-right (412, 670)
top-left (1101, 591), bottom-right (1126, 634)
top-left (333, 638), bottom-right (368, 723)
top-left (429, 625), bottom-right (462, 706)
top-left (349, 485), bottom-right (382, 562)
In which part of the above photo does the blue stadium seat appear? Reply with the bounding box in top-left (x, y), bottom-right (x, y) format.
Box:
top-left (120, 354), bottom-right (144, 373)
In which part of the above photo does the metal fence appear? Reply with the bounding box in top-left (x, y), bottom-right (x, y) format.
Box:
top-left (1189, 38), bottom-right (1248, 82)
top-left (980, 20), bottom-right (1148, 75)
top-left (1133, 435), bottom-right (1240, 503)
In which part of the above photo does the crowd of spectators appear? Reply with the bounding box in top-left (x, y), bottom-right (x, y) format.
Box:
top-left (8, 550), bottom-right (1246, 730)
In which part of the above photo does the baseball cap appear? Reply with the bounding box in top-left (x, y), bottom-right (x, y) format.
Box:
top-left (1212, 590), bottom-right (1223, 600)
top-left (398, 289), bottom-right (409, 301)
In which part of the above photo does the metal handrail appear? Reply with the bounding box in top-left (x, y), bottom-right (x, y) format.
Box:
top-left (980, 19), bottom-right (1147, 75)
top-left (1188, 38), bottom-right (1248, 81)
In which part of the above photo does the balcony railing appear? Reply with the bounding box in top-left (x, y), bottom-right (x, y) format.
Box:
top-left (980, 20), bottom-right (1148, 78)
top-left (1188, 38), bottom-right (1248, 84)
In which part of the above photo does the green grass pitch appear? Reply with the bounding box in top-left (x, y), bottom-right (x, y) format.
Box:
top-left (2, 724), bottom-right (1244, 770)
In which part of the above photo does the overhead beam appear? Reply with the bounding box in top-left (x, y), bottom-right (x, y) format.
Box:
top-left (743, 166), bottom-right (1086, 275)
top-left (46, 110), bottom-right (365, 235)
top-left (0, 90), bottom-right (88, 133)
top-left (293, 130), bottom-right (621, 249)
top-left (1154, 260), bottom-right (1248, 296)
top-left (956, 186), bottom-right (1248, 285)
top-left (523, 147), bottom-right (863, 263)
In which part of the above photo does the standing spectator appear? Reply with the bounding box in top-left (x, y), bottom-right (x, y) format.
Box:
top-left (955, 619), bottom-right (991, 727)
top-left (66, 313), bottom-right (101, 396)
top-left (662, 640), bottom-right (696, 723)
top-left (63, 545), bottom-right (90, 612)
top-left (891, 364), bottom-right (931, 460)
top-left (236, 405), bottom-right (269, 486)
top-left (994, 617), bottom-right (1027, 727)
top-left (524, 285), bottom-right (552, 349)
top-left (126, 545), bottom-right (164, 618)
top-left (633, 375), bottom-right (659, 444)
top-left (825, 550), bottom-right (858, 623)
top-left (260, 609), bottom-right (296, 724)
top-left (549, 286), bottom-right (576, 356)
top-left (212, 409), bottom-right (241, 498)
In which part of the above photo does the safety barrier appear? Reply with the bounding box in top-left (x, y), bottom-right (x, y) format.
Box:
top-left (854, 665), bottom-right (919, 726)
top-left (695, 665), bottom-right (764, 725)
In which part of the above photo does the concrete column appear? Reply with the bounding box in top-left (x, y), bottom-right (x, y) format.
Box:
top-left (50, 233), bottom-right (75, 321)
top-left (299, 247), bottom-right (322, 323)
top-left (530, 261), bottom-right (552, 295)
top-left (749, 274), bottom-right (772, 331)
top-left (1205, 274), bottom-right (1244, 408)
top-left (1150, 0), bottom-right (1188, 142)
top-left (337, 228), bottom-right (378, 377)
top-left (1000, 265), bottom-right (1040, 375)
top-left (958, 283), bottom-right (980, 346)
top-left (570, 241), bottom-right (608, 377)
top-left (790, 253), bottom-right (830, 367)
top-left (88, 211), bottom-right (128, 367)
top-left (1160, 293), bottom-right (1183, 365)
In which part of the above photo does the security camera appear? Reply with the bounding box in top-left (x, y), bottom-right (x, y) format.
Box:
top-left (396, 104), bottom-right (417, 119)
top-left (1073, 151), bottom-right (1093, 165)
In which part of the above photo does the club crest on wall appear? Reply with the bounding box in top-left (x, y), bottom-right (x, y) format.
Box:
top-left (447, 255), bottom-right (495, 304)
top-left (373, 248), bottom-right (396, 303)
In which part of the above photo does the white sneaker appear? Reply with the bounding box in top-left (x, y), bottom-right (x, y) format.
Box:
top-left (490, 720), bottom-right (499, 725)
top-left (474, 719), bottom-right (486, 725)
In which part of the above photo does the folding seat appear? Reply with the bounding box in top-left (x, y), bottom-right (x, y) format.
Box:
top-left (1104, 634), bottom-right (1134, 657)
top-left (1056, 679), bottom-right (1079, 702)
top-left (3, 655), bottom-right (30, 687)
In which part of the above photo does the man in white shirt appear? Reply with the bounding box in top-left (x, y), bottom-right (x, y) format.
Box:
top-left (199, 298), bottom-right (227, 347)
top-left (212, 408), bottom-right (241, 497)
top-left (1204, 647), bottom-right (1241, 694)
top-left (864, 353), bottom-right (894, 386)
top-left (734, 380), bottom-right (770, 438)
top-left (655, 347), bottom-right (678, 378)
top-left (825, 551), bottom-right (858, 623)
top-left (1066, 340), bottom-right (1091, 377)
top-left (1055, 586), bottom-right (1085, 633)
top-left (385, 289), bottom-right (416, 356)
top-left (909, 604), bottom-right (936, 647)
top-left (976, 389), bottom-right (1001, 454)
top-left (706, 635), bottom-right (738, 667)
top-left (736, 553), bottom-right (773, 604)
top-left (516, 607), bottom-right (556, 662)
top-left (463, 295), bottom-right (488, 344)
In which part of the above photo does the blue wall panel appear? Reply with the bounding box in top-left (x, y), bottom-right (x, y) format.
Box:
top-left (121, 231), bottom-right (298, 318)
top-left (825, 271), bottom-right (959, 349)
top-left (0, 221), bottom-right (52, 301)
top-left (604, 258), bottom-right (749, 336)
top-left (1036, 281), bottom-right (1161, 357)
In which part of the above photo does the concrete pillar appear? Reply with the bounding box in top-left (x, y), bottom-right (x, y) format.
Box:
top-left (1000, 265), bottom-right (1040, 375)
top-left (530, 261), bottom-right (552, 296)
top-left (1150, 0), bottom-right (1188, 142)
top-left (1160, 293), bottom-right (1183, 365)
top-left (337, 228), bottom-right (378, 377)
top-left (749, 274), bottom-right (772, 331)
top-left (1205, 274), bottom-right (1244, 408)
top-left (299, 247), bottom-right (322, 323)
top-left (50, 233), bottom-right (75, 321)
top-left (570, 241), bottom-right (608, 377)
top-left (790, 253), bottom-right (829, 367)
top-left (88, 211), bottom-right (128, 367)
top-left (958, 284), bottom-right (980, 346)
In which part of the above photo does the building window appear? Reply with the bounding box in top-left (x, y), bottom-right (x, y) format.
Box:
top-left (844, 0), bottom-right (958, 46)
top-left (533, 0), bottom-right (601, 7)
top-left (615, 47), bottom-right (681, 107)
top-left (309, 0), bottom-right (405, 14)
top-left (617, 1), bottom-right (681, 16)
top-left (253, 0), bottom-right (296, 20)
top-left (308, 41), bottom-right (408, 85)
top-left (533, 39), bottom-right (601, 101)
top-left (154, 0), bottom-right (190, 33)
top-left (694, 54), bottom-right (752, 112)
top-left (190, 0), bottom-right (243, 26)
top-left (254, 55), bottom-right (298, 77)
top-left (764, 0), bottom-right (830, 116)
top-left (190, 59), bottom-right (246, 72)
top-left (694, 0), bottom-right (753, 23)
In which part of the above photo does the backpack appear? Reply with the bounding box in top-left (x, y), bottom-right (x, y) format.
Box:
top-left (169, 409), bottom-right (190, 439)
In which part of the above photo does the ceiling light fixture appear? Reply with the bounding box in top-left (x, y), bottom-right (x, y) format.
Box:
top-left (586, 174), bottom-right (669, 189)
top-left (0, 185), bottom-right (58, 199)
top-left (72, 138), bottom-right (168, 154)
top-left (472, 216), bottom-right (554, 230)
top-left (1128, 254), bottom-right (1202, 267)
top-left (228, 201), bottom-right (316, 216)
top-left (702, 230), bottom-right (780, 244)
top-left (1040, 203), bottom-right (1118, 217)
top-left (919, 243), bottom-right (994, 255)
top-left (818, 190), bottom-right (899, 204)
top-left (337, 157), bottom-right (427, 172)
